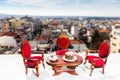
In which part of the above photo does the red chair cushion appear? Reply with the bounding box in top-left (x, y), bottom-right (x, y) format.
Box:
top-left (99, 42), bottom-right (109, 58)
top-left (87, 55), bottom-right (99, 63)
top-left (26, 60), bottom-right (37, 68)
top-left (93, 59), bottom-right (105, 67)
top-left (29, 56), bottom-right (42, 64)
top-left (25, 56), bottom-right (42, 68)
top-left (56, 49), bottom-right (69, 55)
top-left (21, 40), bottom-right (31, 59)
top-left (57, 36), bottom-right (70, 49)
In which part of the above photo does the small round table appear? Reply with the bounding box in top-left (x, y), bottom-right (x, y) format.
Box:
top-left (46, 54), bottom-right (83, 76)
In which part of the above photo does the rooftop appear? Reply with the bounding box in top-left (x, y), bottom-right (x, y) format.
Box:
top-left (0, 52), bottom-right (120, 80)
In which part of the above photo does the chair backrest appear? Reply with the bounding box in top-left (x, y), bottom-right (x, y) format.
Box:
top-left (98, 40), bottom-right (110, 58)
top-left (21, 40), bottom-right (31, 59)
top-left (57, 33), bottom-right (70, 49)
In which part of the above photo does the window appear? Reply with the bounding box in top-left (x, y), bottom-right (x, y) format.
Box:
top-left (114, 32), bottom-right (120, 37)
top-left (118, 49), bottom-right (120, 53)
top-left (112, 43), bottom-right (116, 46)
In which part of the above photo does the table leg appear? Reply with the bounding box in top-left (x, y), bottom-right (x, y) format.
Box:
top-left (52, 66), bottom-right (78, 76)
top-left (67, 71), bottom-right (78, 75)
top-left (67, 66), bottom-right (78, 75)
top-left (53, 72), bottom-right (62, 76)
top-left (52, 66), bottom-right (62, 76)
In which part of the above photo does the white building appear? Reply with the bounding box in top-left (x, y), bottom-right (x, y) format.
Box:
top-left (110, 21), bottom-right (120, 53)
top-left (71, 25), bottom-right (79, 39)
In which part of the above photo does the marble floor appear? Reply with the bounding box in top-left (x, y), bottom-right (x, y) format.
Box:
top-left (0, 52), bottom-right (120, 80)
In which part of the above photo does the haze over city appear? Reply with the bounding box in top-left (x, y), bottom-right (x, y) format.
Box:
top-left (0, 0), bottom-right (120, 17)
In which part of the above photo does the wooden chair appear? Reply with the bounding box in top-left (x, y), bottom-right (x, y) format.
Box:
top-left (21, 39), bottom-right (45, 77)
top-left (84, 39), bottom-right (110, 76)
top-left (56, 33), bottom-right (70, 55)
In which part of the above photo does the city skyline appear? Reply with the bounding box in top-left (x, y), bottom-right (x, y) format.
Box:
top-left (0, 0), bottom-right (120, 17)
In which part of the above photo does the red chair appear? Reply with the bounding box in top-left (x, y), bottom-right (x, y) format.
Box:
top-left (84, 39), bottom-right (110, 76)
top-left (56, 49), bottom-right (69, 55)
top-left (56, 33), bottom-right (70, 55)
top-left (21, 40), bottom-right (44, 77)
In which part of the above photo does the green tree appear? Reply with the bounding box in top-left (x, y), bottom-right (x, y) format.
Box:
top-left (90, 30), bottom-right (101, 49)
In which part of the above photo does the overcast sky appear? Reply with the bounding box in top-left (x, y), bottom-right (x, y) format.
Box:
top-left (0, 0), bottom-right (120, 16)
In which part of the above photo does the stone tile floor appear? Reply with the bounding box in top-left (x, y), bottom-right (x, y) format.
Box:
top-left (0, 52), bottom-right (120, 80)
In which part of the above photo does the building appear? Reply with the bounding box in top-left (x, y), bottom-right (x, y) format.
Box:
top-left (71, 25), bottom-right (79, 39)
top-left (1, 21), bottom-right (10, 32)
top-left (110, 21), bottom-right (120, 53)
top-left (10, 19), bottom-right (22, 29)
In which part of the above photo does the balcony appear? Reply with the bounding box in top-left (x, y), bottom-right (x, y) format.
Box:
top-left (0, 52), bottom-right (120, 80)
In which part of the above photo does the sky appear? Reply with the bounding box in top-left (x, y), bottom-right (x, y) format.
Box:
top-left (0, 0), bottom-right (120, 17)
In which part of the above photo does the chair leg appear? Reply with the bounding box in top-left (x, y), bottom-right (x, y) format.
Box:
top-left (35, 65), bottom-right (39, 77)
top-left (84, 58), bottom-right (87, 64)
top-left (90, 65), bottom-right (94, 76)
top-left (102, 66), bottom-right (105, 74)
top-left (42, 59), bottom-right (45, 69)
top-left (26, 67), bottom-right (28, 75)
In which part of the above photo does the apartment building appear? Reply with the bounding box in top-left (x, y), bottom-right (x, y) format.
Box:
top-left (111, 21), bottom-right (120, 53)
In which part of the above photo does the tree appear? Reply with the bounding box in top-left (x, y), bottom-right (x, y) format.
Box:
top-left (90, 30), bottom-right (101, 49)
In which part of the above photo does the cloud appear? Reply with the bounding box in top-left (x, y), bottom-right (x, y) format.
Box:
top-left (80, 0), bottom-right (94, 4)
top-left (4, 0), bottom-right (120, 7)
top-left (5, 0), bottom-right (78, 8)
top-left (5, 0), bottom-right (47, 7)
top-left (4, 0), bottom-right (119, 10)
top-left (1, 0), bottom-right (120, 16)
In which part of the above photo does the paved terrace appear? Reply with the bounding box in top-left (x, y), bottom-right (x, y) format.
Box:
top-left (0, 52), bottom-right (120, 80)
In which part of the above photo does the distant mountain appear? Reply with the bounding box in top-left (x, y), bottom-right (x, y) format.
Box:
top-left (0, 13), bottom-right (22, 19)
top-left (0, 13), bottom-right (12, 18)
top-left (0, 13), bottom-right (120, 20)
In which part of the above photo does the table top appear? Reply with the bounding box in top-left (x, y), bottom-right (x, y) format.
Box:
top-left (46, 54), bottom-right (83, 66)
